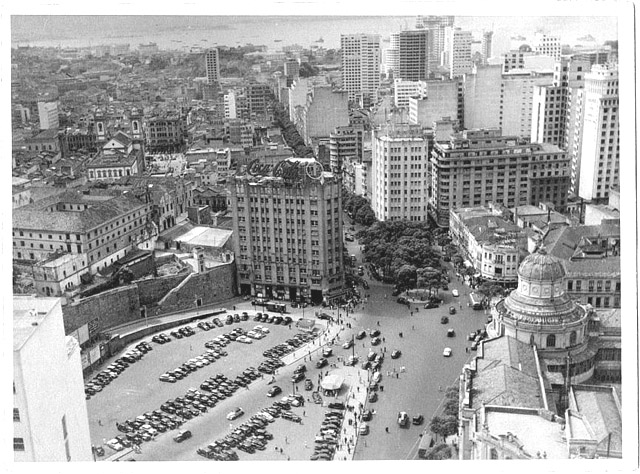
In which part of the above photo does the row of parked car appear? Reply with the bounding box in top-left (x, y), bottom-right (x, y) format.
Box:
top-left (159, 347), bottom-right (229, 383)
top-left (109, 410), bottom-right (188, 451)
top-left (262, 331), bottom-right (315, 359)
top-left (85, 342), bottom-right (152, 399)
top-left (253, 312), bottom-right (294, 326)
top-left (311, 409), bottom-right (345, 461)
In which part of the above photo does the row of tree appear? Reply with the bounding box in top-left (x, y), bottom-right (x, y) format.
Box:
top-left (343, 192), bottom-right (376, 227)
top-left (357, 220), bottom-right (446, 291)
top-left (271, 102), bottom-right (315, 158)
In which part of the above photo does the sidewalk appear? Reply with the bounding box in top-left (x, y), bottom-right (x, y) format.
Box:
top-left (332, 368), bottom-right (369, 461)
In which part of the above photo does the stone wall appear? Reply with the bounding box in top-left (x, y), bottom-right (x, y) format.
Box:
top-left (136, 272), bottom-right (189, 307)
top-left (62, 285), bottom-right (140, 336)
top-left (152, 263), bottom-right (236, 316)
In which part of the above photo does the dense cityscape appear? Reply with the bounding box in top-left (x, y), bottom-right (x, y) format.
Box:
top-left (11, 13), bottom-right (625, 463)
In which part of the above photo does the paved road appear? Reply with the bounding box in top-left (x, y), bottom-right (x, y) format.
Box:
top-left (343, 226), bottom-right (488, 460)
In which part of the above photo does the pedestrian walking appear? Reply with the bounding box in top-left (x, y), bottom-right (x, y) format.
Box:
top-left (98, 419), bottom-right (102, 426)
top-left (385, 427), bottom-right (389, 433)
top-left (412, 325), bottom-right (415, 330)
top-left (285, 436), bottom-right (288, 444)
top-left (303, 410), bottom-right (306, 417)
top-left (304, 441), bottom-right (308, 448)
top-left (396, 373), bottom-right (399, 379)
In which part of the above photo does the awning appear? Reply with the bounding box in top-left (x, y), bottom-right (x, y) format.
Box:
top-left (320, 375), bottom-right (344, 391)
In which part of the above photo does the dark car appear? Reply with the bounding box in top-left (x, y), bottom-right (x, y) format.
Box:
top-left (316, 358), bottom-right (328, 369)
top-left (412, 414), bottom-right (424, 425)
top-left (267, 386), bottom-right (282, 397)
top-left (391, 350), bottom-right (401, 359)
top-left (369, 329), bottom-right (381, 338)
top-left (355, 330), bottom-right (367, 340)
top-left (173, 430), bottom-right (192, 443)
top-left (391, 288), bottom-right (402, 297)
top-left (447, 329), bottom-right (455, 337)
top-left (304, 380), bottom-right (313, 391)
top-left (212, 318), bottom-right (223, 327)
top-left (368, 392), bottom-right (378, 403)
top-left (294, 364), bottom-right (307, 374)
top-left (441, 316), bottom-right (449, 324)
top-left (449, 306), bottom-right (456, 315)
top-left (424, 301), bottom-right (439, 309)
top-left (362, 409), bottom-right (373, 421)
top-left (291, 372), bottom-right (305, 383)
top-left (362, 280), bottom-right (370, 290)
top-left (328, 402), bottom-right (345, 410)
top-left (396, 297), bottom-right (408, 305)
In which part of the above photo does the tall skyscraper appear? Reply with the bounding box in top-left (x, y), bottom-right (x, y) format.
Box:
top-left (205, 48), bottom-right (220, 85)
top-left (571, 64), bottom-right (619, 201)
top-left (444, 27), bottom-right (474, 77)
top-left (481, 31), bottom-right (494, 65)
top-left (14, 296), bottom-right (93, 461)
top-left (371, 123), bottom-right (432, 222)
top-left (396, 29), bottom-right (430, 81)
top-left (341, 34), bottom-right (381, 108)
top-left (229, 157), bottom-right (346, 304)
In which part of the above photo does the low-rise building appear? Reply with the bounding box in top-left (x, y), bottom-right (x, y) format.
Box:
top-left (450, 206), bottom-right (526, 284)
top-left (86, 131), bottom-right (144, 181)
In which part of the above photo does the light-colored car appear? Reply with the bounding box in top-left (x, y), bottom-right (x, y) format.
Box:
top-left (342, 339), bottom-right (354, 349)
top-left (398, 411), bottom-right (409, 427)
top-left (226, 407), bottom-right (244, 420)
top-left (106, 439), bottom-right (124, 451)
top-left (359, 423), bottom-right (369, 435)
top-left (372, 371), bottom-right (382, 383)
top-left (452, 289), bottom-right (459, 297)
top-left (443, 347), bottom-right (452, 357)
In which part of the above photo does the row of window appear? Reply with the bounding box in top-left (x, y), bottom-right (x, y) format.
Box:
top-left (567, 280), bottom-right (620, 292)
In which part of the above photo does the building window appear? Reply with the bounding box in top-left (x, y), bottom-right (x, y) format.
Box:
top-left (569, 331), bottom-right (577, 346)
top-left (546, 334), bottom-right (556, 348)
top-left (13, 438), bottom-right (25, 451)
top-left (13, 408), bottom-right (20, 422)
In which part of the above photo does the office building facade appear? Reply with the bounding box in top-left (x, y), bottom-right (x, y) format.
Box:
top-left (371, 123), bottom-right (431, 222)
top-left (229, 158), bottom-right (345, 304)
top-left (205, 48), bottom-right (220, 85)
top-left (341, 34), bottom-right (381, 108)
top-left (429, 128), bottom-right (571, 227)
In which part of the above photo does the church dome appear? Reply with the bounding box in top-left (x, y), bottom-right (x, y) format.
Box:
top-left (517, 247), bottom-right (565, 282)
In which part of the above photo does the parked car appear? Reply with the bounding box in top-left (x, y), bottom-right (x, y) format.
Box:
top-left (355, 330), bottom-right (367, 340)
top-left (291, 372), bottom-right (305, 383)
top-left (396, 296), bottom-right (408, 305)
top-left (443, 347), bottom-right (452, 357)
top-left (368, 392), bottom-right (378, 403)
top-left (342, 339), bottom-right (354, 349)
top-left (359, 423), bottom-right (370, 435)
top-left (362, 409), bottom-right (373, 421)
top-left (449, 306), bottom-right (456, 315)
top-left (398, 411), bottom-right (409, 427)
top-left (452, 289), bottom-right (459, 297)
top-left (226, 408), bottom-right (244, 420)
top-left (173, 430), bottom-right (192, 443)
top-left (304, 380), bottom-right (313, 391)
top-left (369, 329), bottom-right (381, 338)
top-left (391, 288), bottom-right (401, 297)
top-left (424, 301), bottom-right (439, 309)
top-left (267, 386), bottom-right (282, 397)
top-left (371, 337), bottom-right (382, 346)
top-left (322, 347), bottom-right (333, 357)
top-left (412, 414), bottom-right (424, 425)
top-left (391, 350), bottom-right (401, 359)
top-left (440, 316), bottom-right (449, 324)
top-left (447, 329), bottom-right (455, 337)
top-left (316, 358), bottom-right (328, 369)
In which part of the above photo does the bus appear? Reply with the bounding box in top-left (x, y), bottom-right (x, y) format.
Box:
top-left (469, 293), bottom-right (483, 310)
top-left (265, 302), bottom-right (287, 313)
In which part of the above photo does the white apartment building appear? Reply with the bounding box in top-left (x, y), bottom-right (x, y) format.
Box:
top-left (341, 34), bottom-right (381, 108)
top-left (534, 33), bottom-right (562, 61)
top-left (205, 48), bottom-right (220, 85)
top-left (383, 34), bottom-right (400, 77)
top-left (394, 79), bottom-right (425, 108)
top-left (464, 66), bottom-right (553, 138)
top-left (14, 296), bottom-right (93, 461)
top-left (408, 79), bottom-right (462, 127)
top-left (444, 27), bottom-right (473, 78)
top-left (481, 31), bottom-right (493, 65)
top-left (575, 64), bottom-right (619, 201)
top-left (371, 123), bottom-right (431, 222)
top-left (37, 101), bottom-right (59, 130)
top-left (224, 90), bottom-right (237, 119)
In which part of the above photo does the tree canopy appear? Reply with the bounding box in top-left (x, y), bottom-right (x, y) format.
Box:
top-left (271, 101), bottom-right (314, 157)
top-left (358, 220), bottom-right (444, 290)
top-left (344, 192), bottom-right (377, 227)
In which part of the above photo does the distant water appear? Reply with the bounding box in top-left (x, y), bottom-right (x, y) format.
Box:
top-left (11, 15), bottom-right (617, 57)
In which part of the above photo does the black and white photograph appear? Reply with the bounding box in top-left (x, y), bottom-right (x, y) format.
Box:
top-left (4, 0), bottom-right (637, 469)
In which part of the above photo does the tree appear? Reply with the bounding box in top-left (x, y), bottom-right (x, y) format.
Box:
top-left (355, 205), bottom-right (376, 226)
top-left (476, 282), bottom-right (505, 303)
top-left (429, 415), bottom-right (458, 439)
top-left (397, 265), bottom-right (417, 290)
top-left (424, 443), bottom-right (453, 460)
top-left (299, 62), bottom-right (319, 78)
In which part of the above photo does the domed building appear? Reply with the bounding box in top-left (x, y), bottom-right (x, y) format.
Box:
top-left (493, 247), bottom-right (596, 383)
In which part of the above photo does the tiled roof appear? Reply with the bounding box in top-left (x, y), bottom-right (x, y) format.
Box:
top-left (571, 386), bottom-right (622, 452)
top-left (472, 363), bottom-right (543, 410)
top-left (13, 191), bottom-right (146, 233)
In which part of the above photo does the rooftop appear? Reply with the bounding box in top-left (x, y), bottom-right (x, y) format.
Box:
top-left (570, 384), bottom-right (622, 453)
top-left (14, 296), bottom-right (60, 351)
top-left (484, 408), bottom-right (568, 459)
top-left (173, 226), bottom-right (233, 249)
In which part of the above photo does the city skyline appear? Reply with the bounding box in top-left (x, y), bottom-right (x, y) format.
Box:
top-left (6, 2), bottom-right (636, 467)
